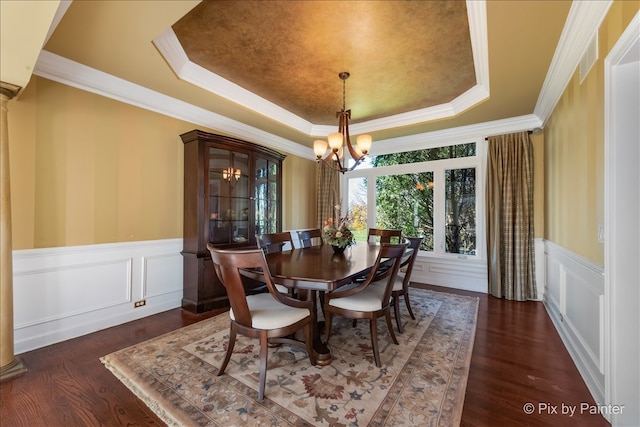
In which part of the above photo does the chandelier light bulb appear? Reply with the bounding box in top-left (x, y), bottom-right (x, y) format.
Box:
top-left (356, 134), bottom-right (372, 155)
top-left (314, 140), bottom-right (328, 159)
top-left (328, 132), bottom-right (343, 151)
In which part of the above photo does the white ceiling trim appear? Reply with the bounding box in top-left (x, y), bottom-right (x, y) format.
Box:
top-left (371, 114), bottom-right (542, 156)
top-left (154, 29), bottom-right (317, 135)
top-left (33, 50), bottom-right (312, 159)
top-left (466, 0), bottom-right (490, 94)
top-left (153, 0), bottom-right (490, 136)
top-left (30, 0), bottom-right (609, 161)
top-left (534, 0), bottom-right (613, 125)
top-left (32, 48), bottom-right (536, 161)
top-left (310, 84), bottom-right (490, 137)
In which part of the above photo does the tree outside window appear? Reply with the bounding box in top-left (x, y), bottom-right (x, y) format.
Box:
top-left (346, 142), bottom-right (477, 256)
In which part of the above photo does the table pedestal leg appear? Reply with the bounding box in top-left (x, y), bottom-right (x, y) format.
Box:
top-left (300, 289), bottom-right (332, 365)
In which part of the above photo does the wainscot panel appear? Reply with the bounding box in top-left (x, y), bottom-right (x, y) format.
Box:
top-left (409, 256), bottom-right (487, 293)
top-left (543, 240), bottom-right (605, 405)
top-left (12, 239), bottom-right (183, 354)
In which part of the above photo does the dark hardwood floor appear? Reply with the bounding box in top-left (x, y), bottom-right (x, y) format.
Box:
top-left (0, 284), bottom-right (610, 426)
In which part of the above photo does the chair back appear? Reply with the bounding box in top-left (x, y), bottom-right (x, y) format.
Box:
top-left (364, 242), bottom-right (408, 301)
top-left (367, 228), bottom-right (403, 244)
top-left (256, 231), bottom-right (294, 253)
top-left (400, 237), bottom-right (423, 287)
top-left (297, 228), bottom-right (323, 248)
top-left (208, 245), bottom-right (281, 328)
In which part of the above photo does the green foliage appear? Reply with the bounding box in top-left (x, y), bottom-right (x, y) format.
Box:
top-left (375, 171), bottom-right (434, 251)
top-left (370, 143), bottom-right (477, 254)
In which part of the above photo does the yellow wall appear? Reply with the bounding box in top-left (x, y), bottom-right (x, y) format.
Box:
top-left (12, 1), bottom-right (637, 254)
top-left (544, 0), bottom-right (638, 264)
top-left (8, 77), bottom-right (315, 249)
top-left (282, 155), bottom-right (317, 230)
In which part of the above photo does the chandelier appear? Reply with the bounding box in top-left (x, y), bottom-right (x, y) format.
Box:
top-left (313, 72), bottom-right (372, 173)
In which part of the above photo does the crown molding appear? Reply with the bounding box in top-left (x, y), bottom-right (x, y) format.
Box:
top-left (31, 0), bottom-right (606, 161)
top-left (534, 0), bottom-right (613, 125)
top-left (370, 114), bottom-right (542, 156)
top-left (153, 0), bottom-right (490, 135)
top-left (312, 83), bottom-right (491, 137)
top-left (33, 49), bottom-right (538, 161)
top-left (22, 32), bottom-right (544, 167)
top-left (153, 29), bottom-right (316, 136)
top-left (33, 50), bottom-right (312, 159)
top-left (466, 0), bottom-right (490, 95)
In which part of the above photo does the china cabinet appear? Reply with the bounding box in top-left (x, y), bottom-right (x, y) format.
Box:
top-left (180, 130), bottom-right (286, 312)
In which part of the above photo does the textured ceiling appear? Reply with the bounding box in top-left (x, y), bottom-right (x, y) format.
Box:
top-left (172, 0), bottom-right (475, 125)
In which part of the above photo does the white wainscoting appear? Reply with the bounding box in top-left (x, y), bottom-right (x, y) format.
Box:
top-left (543, 240), bottom-right (605, 405)
top-left (405, 238), bottom-right (547, 298)
top-left (11, 233), bottom-right (605, 412)
top-left (409, 255), bottom-right (487, 293)
top-left (12, 239), bottom-right (183, 355)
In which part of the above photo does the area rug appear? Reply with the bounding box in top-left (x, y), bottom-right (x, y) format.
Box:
top-left (101, 288), bottom-right (478, 426)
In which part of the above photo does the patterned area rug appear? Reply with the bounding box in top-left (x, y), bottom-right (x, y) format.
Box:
top-left (101, 288), bottom-right (478, 426)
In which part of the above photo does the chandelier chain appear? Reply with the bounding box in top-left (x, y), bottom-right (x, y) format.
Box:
top-left (342, 77), bottom-right (346, 111)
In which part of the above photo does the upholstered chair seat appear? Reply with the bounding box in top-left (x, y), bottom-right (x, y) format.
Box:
top-left (232, 293), bottom-right (311, 329)
top-left (327, 284), bottom-right (386, 312)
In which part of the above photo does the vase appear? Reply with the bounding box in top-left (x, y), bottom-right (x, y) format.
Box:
top-left (331, 245), bottom-right (346, 254)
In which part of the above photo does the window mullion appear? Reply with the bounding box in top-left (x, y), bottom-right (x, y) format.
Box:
top-left (433, 166), bottom-right (446, 254)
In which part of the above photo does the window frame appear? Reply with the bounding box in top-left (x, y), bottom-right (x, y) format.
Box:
top-left (341, 138), bottom-right (487, 262)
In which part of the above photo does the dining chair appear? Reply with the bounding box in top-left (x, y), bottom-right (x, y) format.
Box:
top-left (207, 244), bottom-right (316, 401)
top-left (323, 242), bottom-right (408, 367)
top-left (367, 228), bottom-right (403, 244)
top-left (256, 232), bottom-right (294, 294)
top-left (374, 236), bottom-right (423, 333)
top-left (354, 228), bottom-right (403, 283)
top-left (256, 231), bottom-right (294, 253)
top-left (297, 228), bottom-right (323, 248)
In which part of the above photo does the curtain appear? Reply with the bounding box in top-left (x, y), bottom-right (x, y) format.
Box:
top-left (486, 131), bottom-right (536, 300)
top-left (316, 161), bottom-right (340, 228)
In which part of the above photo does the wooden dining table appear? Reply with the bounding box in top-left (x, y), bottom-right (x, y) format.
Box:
top-left (259, 242), bottom-right (410, 365)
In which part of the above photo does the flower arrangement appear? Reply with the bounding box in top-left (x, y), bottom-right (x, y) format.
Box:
top-left (323, 206), bottom-right (355, 249)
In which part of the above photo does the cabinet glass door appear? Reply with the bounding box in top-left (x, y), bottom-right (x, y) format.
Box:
top-left (254, 157), bottom-right (280, 235)
top-left (208, 148), bottom-right (250, 245)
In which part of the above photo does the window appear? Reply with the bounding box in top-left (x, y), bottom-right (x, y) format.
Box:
top-left (375, 172), bottom-right (434, 251)
top-left (445, 167), bottom-right (476, 254)
top-left (347, 177), bottom-right (368, 241)
top-left (344, 142), bottom-right (482, 258)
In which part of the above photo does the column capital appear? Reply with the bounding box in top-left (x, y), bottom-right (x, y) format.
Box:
top-left (0, 82), bottom-right (22, 100)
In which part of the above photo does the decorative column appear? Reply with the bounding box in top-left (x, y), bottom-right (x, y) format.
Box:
top-left (0, 81), bottom-right (27, 381)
